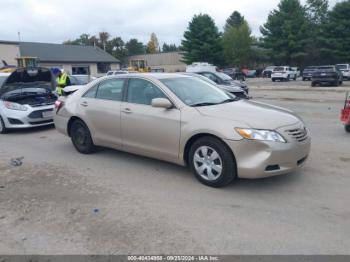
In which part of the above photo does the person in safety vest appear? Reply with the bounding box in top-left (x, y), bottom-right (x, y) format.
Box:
top-left (56, 69), bottom-right (71, 96)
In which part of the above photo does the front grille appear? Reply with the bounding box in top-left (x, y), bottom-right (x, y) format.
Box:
top-left (286, 127), bottom-right (309, 142)
top-left (28, 109), bottom-right (53, 119)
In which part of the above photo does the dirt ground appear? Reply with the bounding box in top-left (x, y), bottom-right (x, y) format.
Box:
top-left (0, 78), bottom-right (349, 255)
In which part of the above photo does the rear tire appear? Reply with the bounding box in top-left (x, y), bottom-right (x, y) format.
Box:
top-left (334, 80), bottom-right (339, 87)
top-left (302, 78), bottom-right (306, 81)
top-left (189, 136), bottom-right (237, 188)
top-left (0, 116), bottom-right (8, 134)
top-left (70, 119), bottom-right (97, 154)
top-left (311, 81), bottom-right (316, 87)
top-left (294, 75), bottom-right (297, 80)
top-left (345, 125), bottom-right (350, 133)
top-left (272, 78), bottom-right (276, 82)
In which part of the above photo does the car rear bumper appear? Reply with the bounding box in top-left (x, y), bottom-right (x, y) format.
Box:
top-left (225, 123), bottom-right (311, 179)
top-left (312, 77), bottom-right (338, 83)
top-left (53, 113), bottom-right (70, 136)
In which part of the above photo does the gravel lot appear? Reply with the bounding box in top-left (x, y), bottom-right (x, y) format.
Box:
top-left (0, 78), bottom-right (349, 255)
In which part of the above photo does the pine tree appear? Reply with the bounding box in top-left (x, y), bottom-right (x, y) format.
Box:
top-left (260, 0), bottom-right (311, 66)
top-left (181, 14), bottom-right (223, 65)
top-left (224, 11), bottom-right (245, 32)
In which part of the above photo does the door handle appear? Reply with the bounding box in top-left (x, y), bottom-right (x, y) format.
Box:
top-left (122, 108), bottom-right (132, 114)
top-left (80, 101), bottom-right (88, 107)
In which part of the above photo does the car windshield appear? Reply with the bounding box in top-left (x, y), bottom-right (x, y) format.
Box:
top-left (160, 77), bottom-right (234, 106)
top-left (274, 67), bottom-right (285, 71)
top-left (337, 65), bottom-right (348, 70)
top-left (0, 76), bottom-right (8, 87)
top-left (318, 66), bottom-right (334, 71)
top-left (215, 72), bottom-right (232, 81)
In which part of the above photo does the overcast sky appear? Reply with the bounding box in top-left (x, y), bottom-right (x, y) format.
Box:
top-left (0, 0), bottom-right (340, 46)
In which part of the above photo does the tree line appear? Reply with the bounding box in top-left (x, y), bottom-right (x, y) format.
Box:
top-left (63, 32), bottom-right (179, 64)
top-left (64, 0), bottom-right (350, 68)
top-left (182, 0), bottom-right (350, 68)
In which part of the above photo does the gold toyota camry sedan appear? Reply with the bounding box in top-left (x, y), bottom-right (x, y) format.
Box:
top-left (54, 74), bottom-right (311, 187)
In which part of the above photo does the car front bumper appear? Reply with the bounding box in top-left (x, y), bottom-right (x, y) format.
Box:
top-left (0, 104), bottom-right (55, 129)
top-left (225, 123), bottom-right (311, 179)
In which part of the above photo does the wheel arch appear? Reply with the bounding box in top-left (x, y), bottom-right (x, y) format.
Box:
top-left (67, 116), bottom-right (85, 137)
top-left (183, 133), bottom-right (237, 168)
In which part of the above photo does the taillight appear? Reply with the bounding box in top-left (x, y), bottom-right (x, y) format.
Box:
top-left (55, 100), bottom-right (64, 112)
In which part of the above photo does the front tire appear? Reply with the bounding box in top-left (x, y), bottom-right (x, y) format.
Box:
top-left (0, 115), bottom-right (8, 134)
top-left (189, 136), bottom-right (237, 188)
top-left (70, 120), bottom-right (97, 154)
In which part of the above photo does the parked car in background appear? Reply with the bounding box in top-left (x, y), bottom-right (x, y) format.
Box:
top-left (262, 66), bottom-right (276, 78)
top-left (195, 71), bottom-right (249, 94)
top-left (222, 68), bottom-right (246, 81)
top-left (302, 66), bottom-right (317, 81)
top-left (182, 73), bottom-right (249, 99)
top-left (271, 66), bottom-right (297, 81)
top-left (312, 65), bottom-right (343, 87)
top-left (106, 70), bottom-right (129, 76)
top-left (0, 67), bottom-right (57, 134)
top-left (291, 67), bottom-right (301, 77)
top-left (186, 62), bottom-right (217, 73)
top-left (336, 64), bottom-right (350, 80)
top-left (244, 69), bottom-right (257, 78)
top-left (54, 73), bottom-right (310, 187)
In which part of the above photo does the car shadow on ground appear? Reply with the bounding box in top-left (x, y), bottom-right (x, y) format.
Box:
top-left (92, 147), bottom-right (303, 193)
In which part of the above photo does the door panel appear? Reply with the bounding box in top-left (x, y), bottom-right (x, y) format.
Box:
top-left (121, 78), bottom-right (181, 161)
top-left (121, 102), bottom-right (181, 161)
top-left (77, 78), bottom-right (125, 148)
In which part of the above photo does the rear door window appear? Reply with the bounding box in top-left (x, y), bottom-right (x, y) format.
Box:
top-left (96, 79), bottom-right (125, 101)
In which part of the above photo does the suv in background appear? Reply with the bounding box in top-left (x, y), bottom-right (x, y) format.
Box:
top-left (302, 66), bottom-right (317, 81)
top-left (222, 68), bottom-right (246, 81)
top-left (312, 65), bottom-right (343, 87)
top-left (336, 64), bottom-right (350, 80)
top-left (271, 66), bottom-right (297, 81)
top-left (262, 66), bottom-right (276, 78)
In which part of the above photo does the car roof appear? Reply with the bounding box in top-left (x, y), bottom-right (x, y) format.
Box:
top-left (105, 73), bottom-right (190, 80)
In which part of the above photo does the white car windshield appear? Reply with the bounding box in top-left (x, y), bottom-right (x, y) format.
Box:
top-left (160, 77), bottom-right (234, 107)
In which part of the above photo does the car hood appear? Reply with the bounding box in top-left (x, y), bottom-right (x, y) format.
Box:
top-left (195, 100), bottom-right (302, 130)
top-left (0, 67), bottom-right (54, 97)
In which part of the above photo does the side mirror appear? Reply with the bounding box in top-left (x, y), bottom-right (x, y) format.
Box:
top-left (151, 98), bottom-right (173, 109)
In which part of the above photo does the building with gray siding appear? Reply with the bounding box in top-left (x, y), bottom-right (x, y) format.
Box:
top-left (0, 40), bottom-right (120, 77)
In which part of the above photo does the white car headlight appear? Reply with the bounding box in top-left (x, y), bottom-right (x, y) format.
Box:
top-left (235, 128), bottom-right (286, 143)
top-left (4, 101), bottom-right (28, 111)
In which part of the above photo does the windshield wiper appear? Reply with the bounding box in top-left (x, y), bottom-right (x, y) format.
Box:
top-left (190, 102), bottom-right (219, 107)
top-left (219, 98), bottom-right (238, 104)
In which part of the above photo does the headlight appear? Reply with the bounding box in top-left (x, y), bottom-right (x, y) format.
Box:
top-left (235, 128), bottom-right (286, 143)
top-left (4, 101), bottom-right (28, 111)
